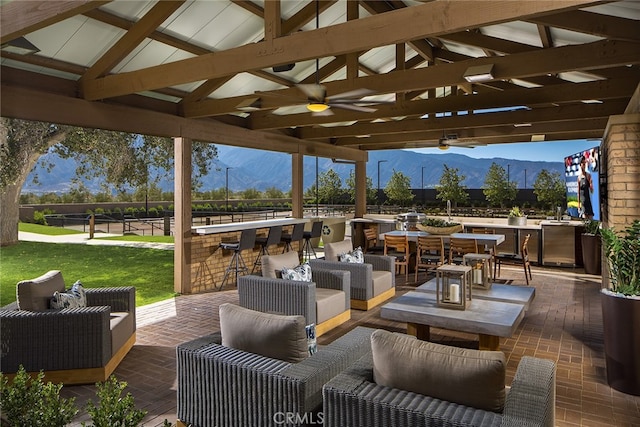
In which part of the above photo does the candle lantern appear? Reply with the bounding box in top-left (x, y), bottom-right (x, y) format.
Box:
top-left (463, 253), bottom-right (492, 290)
top-left (435, 264), bottom-right (472, 310)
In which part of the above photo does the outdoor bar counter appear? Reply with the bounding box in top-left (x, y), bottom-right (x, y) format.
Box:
top-left (189, 218), bottom-right (308, 293)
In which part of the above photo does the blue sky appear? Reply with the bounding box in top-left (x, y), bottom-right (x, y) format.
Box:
top-left (408, 139), bottom-right (601, 162)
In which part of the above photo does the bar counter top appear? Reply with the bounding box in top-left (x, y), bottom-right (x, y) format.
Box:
top-left (192, 217), bottom-right (308, 235)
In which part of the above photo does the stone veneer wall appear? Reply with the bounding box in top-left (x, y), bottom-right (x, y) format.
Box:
top-left (601, 114), bottom-right (640, 231)
top-left (189, 224), bottom-right (300, 293)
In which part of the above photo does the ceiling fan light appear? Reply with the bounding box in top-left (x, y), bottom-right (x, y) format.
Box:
top-left (438, 143), bottom-right (449, 151)
top-left (463, 64), bottom-right (494, 83)
top-left (307, 103), bottom-right (329, 113)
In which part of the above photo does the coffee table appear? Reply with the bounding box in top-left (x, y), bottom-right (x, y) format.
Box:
top-left (416, 278), bottom-right (536, 310)
top-left (380, 291), bottom-right (525, 350)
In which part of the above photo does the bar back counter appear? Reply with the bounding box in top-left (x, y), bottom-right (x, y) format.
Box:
top-left (190, 218), bottom-right (309, 292)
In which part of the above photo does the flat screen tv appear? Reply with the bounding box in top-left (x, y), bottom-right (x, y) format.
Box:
top-left (564, 146), bottom-right (600, 220)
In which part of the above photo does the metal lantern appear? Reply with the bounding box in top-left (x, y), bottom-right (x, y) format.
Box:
top-left (435, 264), bottom-right (472, 310)
top-left (463, 253), bottom-right (492, 290)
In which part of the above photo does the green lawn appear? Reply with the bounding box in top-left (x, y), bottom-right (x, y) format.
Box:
top-left (96, 234), bottom-right (174, 244)
top-left (19, 222), bottom-right (84, 235)
top-left (1, 241), bottom-right (175, 307)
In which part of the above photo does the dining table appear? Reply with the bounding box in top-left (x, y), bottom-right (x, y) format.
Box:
top-left (380, 230), bottom-right (505, 246)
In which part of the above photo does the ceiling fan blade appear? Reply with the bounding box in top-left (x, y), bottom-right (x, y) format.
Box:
top-left (331, 88), bottom-right (375, 99)
top-left (312, 108), bottom-right (334, 117)
top-left (330, 103), bottom-right (377, 113)
top-left (296, 84), bottom-right (326, 101)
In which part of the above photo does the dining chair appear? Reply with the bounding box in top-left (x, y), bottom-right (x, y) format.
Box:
top-left (363, 227), bottom-right (384, 254)
top-left (415, 236), bottom-right (445, 282)
top-left (472, 228), bottom-right (497, 278)
top-left (448, 237), bottom-right (478, 265)
top-left (494, 234), bottom-right (533, 286)
top-left (383, 234), bottom-right (411, 281)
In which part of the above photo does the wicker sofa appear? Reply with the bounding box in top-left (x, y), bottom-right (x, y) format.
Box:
top-left (309, 239), bottom-right (395, 310)
top-left (176, 303), bottom-right (375, 427)
top-left (238, 251), bottom-right (351, 336)
top-left (0, 270), bottom-right (136, 385)
top-left (323, 329), bottom-right (556, 427)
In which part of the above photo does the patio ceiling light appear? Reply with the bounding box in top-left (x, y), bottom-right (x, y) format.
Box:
top-left (463, 64), bottom-right (494, 83)
top-left (1, 37), bottom-right (40, 55)
top-left (307, 103), bottom-right (329, 113)
top-left (438, 142), bottom-right (449, 150)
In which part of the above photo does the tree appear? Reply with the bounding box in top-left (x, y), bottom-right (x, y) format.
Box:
top-left (241, 188), bottom-right (261, 200)
top-left (345, 169), bottom-right (376, 204)
top-left (435, 164), bottom-right (469, 207)
top-left (264, 186), bottom-right (285, 199)
top-left (483, 162), bottom-right (517, 207)
top-left (533, 169), bottom-right (566, 210)
top-left (384, 169), bottom-right (415, 207)
top-left (0, 118), bottom-right (217, 246)
top-left (317, 169), bottom-right (343, 204)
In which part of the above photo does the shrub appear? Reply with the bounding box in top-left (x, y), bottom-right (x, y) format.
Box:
top-left (148, 207), bottom-right (159, 217)
top-left (33, 210), bottom-right (48, 225)
top-left (82, 376), bottom-right (147, 427)
top-left (0, 366), bottom-right (78, 427)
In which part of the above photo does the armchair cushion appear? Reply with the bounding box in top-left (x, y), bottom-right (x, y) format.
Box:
top-left (16, 270), bottom-right (65, 311)
top-left (325, 239), bottom-right (354, 262)
top-left (219, 303), bottom-right (308, 363)
top-left (372, 270), bottom-right (394, 295)
top-left (371, 329), bottom-right (506, 413)
top-left (262, 250), bottom-right (300, 278)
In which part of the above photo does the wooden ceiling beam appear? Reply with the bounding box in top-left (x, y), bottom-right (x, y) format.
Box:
top-left (298, 100), bottom-right (629, 139)
top-left (250, 77), bottom-right (638, 130)
top-left (79, 0), bottom-right (600, 100)
top-left (0, 0), bottom-right (110, 43)
top-left (528, 10), bottom-right (640, 43)
top-left (81, 1), bottom-right (184, 82)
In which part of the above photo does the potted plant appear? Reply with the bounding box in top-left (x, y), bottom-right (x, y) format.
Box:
top-left (600, 220), bottom-right (640, 395)
top-left (417, 217), bottom-right (463, 235)
top-left (581, 219), bottom-right (602, 275)
top-left (507, 206), bottom-right (527, 226)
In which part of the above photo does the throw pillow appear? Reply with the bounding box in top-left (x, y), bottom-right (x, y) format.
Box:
top-left (371, 329), bottom-right (506, 413)
top-left (306, 323), bottom-right (317, 356)
top-left (51, 281), bottom-right (87, 310)
top-left (339, 246), bottom-right (364, 263)
top-left (281, 263), bottom-right (312, 282)
top-left (219, 303), bottom-right (308, 363)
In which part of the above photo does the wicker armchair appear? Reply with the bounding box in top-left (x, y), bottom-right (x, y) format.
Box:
top-left (323, 353), bottom-right (556, 427)
top-left (1, 271), bottom-right (136, 385)
top-left (309, 239), bottom-right (395, 310)
top-left (238, 251), bottom-right (351, 336)
top-left (176, 325), bottom-right (375, 427)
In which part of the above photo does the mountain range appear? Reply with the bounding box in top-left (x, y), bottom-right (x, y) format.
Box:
top-left (23, 145), bottom-right (565, 194)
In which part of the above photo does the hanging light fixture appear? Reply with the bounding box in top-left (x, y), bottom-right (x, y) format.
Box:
top-left (307, 102), bottom-right (329, 113)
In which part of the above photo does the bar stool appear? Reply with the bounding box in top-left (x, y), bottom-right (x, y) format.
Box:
top-left (302, 221), bottom-right (323, 261)
top-left (252, 226), bottom-right (283, 273)
top-left (280, 222), bottom-right (305, 254)
top-left (220, 228), bottom-right (256, 288)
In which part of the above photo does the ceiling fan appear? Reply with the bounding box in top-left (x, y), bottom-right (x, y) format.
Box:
top-left (438, 131), bottom-right (483, 150)
top-left (253, 0), bottom-right (392, 116)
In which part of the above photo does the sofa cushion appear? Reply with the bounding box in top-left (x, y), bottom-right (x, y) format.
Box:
top-left (110, 312), bottom-right (134, 357)
top-left (339, 247), bottom-right (364, 264)
top-left (282, 262), bottom-right (312, 282)
top-left (324, 239), bottom-right (353, 262)
top-left (219, 303), bottom-right (308, 363)
top-left (315, 288), bottom-right (347, 324)
top-left (371, 329), bottom-right (506, 413)
top-left (51, 281), bottom-right (87, 310)
top-left (372, 271), bottom-right (393, 296)
top-left (261, 251), bottom-right (300, 278)
top-left (17, 270), bottom-right (66, 311)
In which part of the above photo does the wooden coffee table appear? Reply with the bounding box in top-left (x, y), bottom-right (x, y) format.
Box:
top-left (380, 291), bottom-right (525, 350)
top-left (416, 278), bottom-right (535, 310)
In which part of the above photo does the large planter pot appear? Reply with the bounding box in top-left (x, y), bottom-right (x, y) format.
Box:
top-left (507, 216), bottom-right (527, 226)
top-left (581, 233), bottom-right (602, 275)
top-left (416, 224), bottom-right (463, 235)
top-left (601, 289), bottom-right (640, 395)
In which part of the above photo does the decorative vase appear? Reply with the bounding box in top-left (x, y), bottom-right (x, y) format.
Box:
top-left (601, 289), bottom-right (640, 396)
top-left (416, 224), bottom-right (463, 235)
top-left (581, 233), bottom-right (602, 275)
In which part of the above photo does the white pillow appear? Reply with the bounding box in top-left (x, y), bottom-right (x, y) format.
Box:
top-left (281, 263), bottom-right (312, 282)
top-left (51, 281), bottom-right (87, 309)
top-left (339, 247), bottom-right (364, 263)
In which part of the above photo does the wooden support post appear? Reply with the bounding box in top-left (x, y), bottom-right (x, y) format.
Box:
top-left (174, 137), bottom-right (192, 294)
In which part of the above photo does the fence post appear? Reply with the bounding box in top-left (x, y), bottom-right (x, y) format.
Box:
top-left (89, 214), bottom-right (95, 239)
top-left (164, 215), bottom-right (171, 236)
